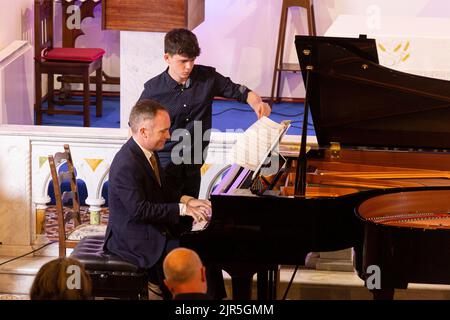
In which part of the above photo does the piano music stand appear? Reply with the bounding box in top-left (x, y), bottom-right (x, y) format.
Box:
top-left (251, 120), bottom-right (291, 196)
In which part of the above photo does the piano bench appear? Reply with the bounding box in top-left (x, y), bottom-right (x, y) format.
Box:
top-left (70, 235), bottom-right (148, 300)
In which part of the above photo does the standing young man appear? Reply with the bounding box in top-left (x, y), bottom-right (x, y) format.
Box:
top-left (139, 28), bottom-right (271, 197)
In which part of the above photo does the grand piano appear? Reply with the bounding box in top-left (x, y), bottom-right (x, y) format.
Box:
top-left (180, 35), bottom-right (450, 300)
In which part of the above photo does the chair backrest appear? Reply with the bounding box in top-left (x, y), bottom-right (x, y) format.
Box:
top-left (48, 144), bottom-right (81, 257)
top-left (34, 0), bottom-right (54, 59)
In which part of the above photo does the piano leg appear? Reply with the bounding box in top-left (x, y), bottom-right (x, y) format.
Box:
top-left (222, 263), bottom-right (256, 300)
top-left (231, 275), bottom-right (253, 300)
top-left (224, 263), bottom-right (276, 300)
top-left (257, 271), bottom-right (269, 300)
top-left (371, 288), bottom-right (395, 300)
top-left (270, 266), bottom-right (280, 299)
top-left (257, 265), bottom-right (280, 300)
top-left (232, 271), bottom-right (278, 300)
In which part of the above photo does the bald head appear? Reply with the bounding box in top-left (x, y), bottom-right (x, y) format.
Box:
top-left (163, 248), bottom-right (202, 282)
top-left (163, 248), bottom-right (207, 295)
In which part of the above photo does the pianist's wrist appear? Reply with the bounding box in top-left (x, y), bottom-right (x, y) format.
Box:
top-left (180, 195), bottom-right (194, 205)
top-left (179, 195), bottom-right (194, 216)
top-left (179, 203), bottom-right (187, 216)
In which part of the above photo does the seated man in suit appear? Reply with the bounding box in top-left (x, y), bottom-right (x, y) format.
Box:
top-left (163, 247), bottom-right (211, 300)
top-left (104, 99), bottom-right (212, 299)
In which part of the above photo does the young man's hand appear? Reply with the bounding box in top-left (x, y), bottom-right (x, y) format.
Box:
top-left (247, 91), bottom-right (271, 119)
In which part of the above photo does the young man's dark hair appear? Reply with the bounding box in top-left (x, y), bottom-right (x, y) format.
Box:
top-left (164, 28), bottom-right (201, 58)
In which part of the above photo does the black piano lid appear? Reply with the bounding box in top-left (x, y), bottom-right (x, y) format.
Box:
top-left (295, 35), bottom-right (450, 150)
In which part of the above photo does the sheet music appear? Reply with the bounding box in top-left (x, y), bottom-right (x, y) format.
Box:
top-left (230, 116), bottom-right (290, 172)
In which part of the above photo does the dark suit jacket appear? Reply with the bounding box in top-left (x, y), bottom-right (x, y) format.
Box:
top-left (104, 138), bottom-right (189, 269)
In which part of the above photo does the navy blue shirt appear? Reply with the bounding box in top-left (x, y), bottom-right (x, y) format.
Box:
top-left (139, 65), bottom-right (250, 165)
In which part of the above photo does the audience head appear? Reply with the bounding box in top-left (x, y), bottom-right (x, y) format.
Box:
top-left (163, 247), bottom-right (207, 296)
top-left (30, 257), bottom-right (91, 300)
top-left (129, 99), bottom-right (171, 151)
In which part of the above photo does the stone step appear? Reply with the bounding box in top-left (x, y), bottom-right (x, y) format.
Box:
top-left (0, 255), bottom-right (55, 295)
top-left (222, 267), bottom-right (450, 300)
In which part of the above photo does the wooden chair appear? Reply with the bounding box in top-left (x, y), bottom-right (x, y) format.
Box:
top-left (34, 0), bottom-right (105, 127)
top-left (59, 0), bottom-right (120, 100)
top-left (48, 144), bottom-right (148, 299)
top-left (48, 144), bottom-right (106, 257)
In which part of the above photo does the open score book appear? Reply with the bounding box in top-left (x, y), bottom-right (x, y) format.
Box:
top-left (192, 118), bottom-right (290, 232)
top-left (230, 116), bottom-right (291, 178)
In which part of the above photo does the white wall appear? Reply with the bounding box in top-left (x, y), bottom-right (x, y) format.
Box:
top-left (193, 0), bottom-right (450, 98)
top-left (2, 0), bottom-right (450, 103)
top-left (112, 0), bottom-right (449, 99)
top-left (0, 42), bottom-right (35, 125)
top-left (0, 0), bottom-right (34, 126)
top-left (0, 0), bottom-right (34, 50)
top-left (195, 0), bottom-right (307, 99)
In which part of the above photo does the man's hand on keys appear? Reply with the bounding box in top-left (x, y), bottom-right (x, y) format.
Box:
top-left (186, 199), bottom-right (212, 223)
